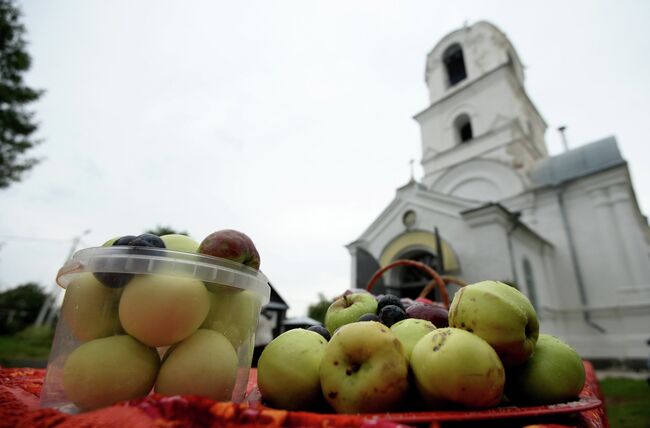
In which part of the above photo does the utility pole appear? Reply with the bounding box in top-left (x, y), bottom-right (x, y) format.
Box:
top-left (34, 229), bottom-right (90, 327)
top-left (558, 126), bottom-right (569, 152)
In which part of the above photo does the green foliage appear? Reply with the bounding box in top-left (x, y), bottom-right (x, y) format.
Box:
top-left (145, 225), bottom-right (189, 236)
top-left (0, 0), bottom-right (43, 189)
top-left (0, 282), bottom-right (46, 334)
top-left (0, 328), bottom-right (52, 365)
top-left (306, 293), bottom-right (331, 324)
top-left (600, 377), bottom-right (650, 428)
top-left (15, 324), bottom-right (53, 342)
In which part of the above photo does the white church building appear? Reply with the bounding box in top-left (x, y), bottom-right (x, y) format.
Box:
top-left (347, 21), bottom-right (650, 368)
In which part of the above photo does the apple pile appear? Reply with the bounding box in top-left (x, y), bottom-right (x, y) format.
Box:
top-left (257, 280), bottom-right (586, 414)
top-left (59, 229), bottom-right (262, 411)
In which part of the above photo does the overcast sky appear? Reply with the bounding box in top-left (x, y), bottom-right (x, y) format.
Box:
top-left (1, 0), bottom-right (649, 317)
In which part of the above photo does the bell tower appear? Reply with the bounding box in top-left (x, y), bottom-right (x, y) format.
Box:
top-left (415, 21), bottom-right (548, 201)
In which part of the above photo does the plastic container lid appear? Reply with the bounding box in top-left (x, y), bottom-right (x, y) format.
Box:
top-left (56, 246), bottom-right (271, 305)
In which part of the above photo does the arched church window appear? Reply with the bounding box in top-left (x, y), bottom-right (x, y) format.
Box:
top-left (522, 258), bottom-right (539, 312)
top-left (443, 44), bottom-right (467, 86)
top-left (454, 114), bottom-right (473, 143)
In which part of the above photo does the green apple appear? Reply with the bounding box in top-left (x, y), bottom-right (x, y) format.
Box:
top-left (320, 321), bottom-right (409, 413)
top-left (390, 318), bottom-right (436, 360)
top-left (160, 234), bottom-right (199, 253)
top-left (448, 280), bottom-right (539, 366)
top-left (324, 292), bottom-right (378, 335)
top-left (118, 274), bottom-right (210, 347)
top-left (63, 335), bottom-right (159, 410)
top-left (101, 236), bottom-right (119, 246)
top-left (156, 329), bottom-right (239, 401)
top-left (257, 328), bottom-right (328, 410)
top-left (62, 272), bottom-right (122, 342)
top-left (411, 328), bottom-right (505, 409)
top-left (505, 334), bottom-right (585, 405)
top-left (201, 286), bottom-right (261, 349)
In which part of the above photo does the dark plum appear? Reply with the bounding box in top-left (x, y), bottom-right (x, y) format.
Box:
top-left (358, 313), bottom-right (380, 322)
top-left (128, 233), bottom-right (166, 248)
top-left (377, 294), bottom-right (404, 314)
top-left (93, 234), bottom-right (135, 287)
top-left (378, 304), bottom-right (407, 327)
top-left (113, 235), bottom-right (137, 246)
top-left (94, 271), bottom-right (133, 289)
top-left (307, 325), bottom-right (331, 341)
top-left (406, 302), bottom-right (449, 328)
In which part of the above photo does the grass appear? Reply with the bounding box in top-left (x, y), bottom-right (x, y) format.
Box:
top-left (600, 377), bottom-right (650, 428)
top-left (0, 326), bottom-right (53, 366)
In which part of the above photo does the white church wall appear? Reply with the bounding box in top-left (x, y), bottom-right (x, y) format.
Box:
top-left (509, 231), bottom-right (571, 340)
top-left (356, 190), bottom-right (472, 270)
top-left (561, 169), bottom-right (650, 306)
top-left (509, 230), bottom-right (549, 310)
top-left (419, 68), bottom-right (520, 157)
top-left (460, 205), bottom-right (517, 283)
top-left (513, 190), bottom-right (585, 311)
top-left (424, 21), bottom-right (523, 105)
top-left (431, 158), bottom-right (526, 202)
top-left (502, 169), bottom-right (650, 360)
top-left (419, 69), bottom-right (545, 186)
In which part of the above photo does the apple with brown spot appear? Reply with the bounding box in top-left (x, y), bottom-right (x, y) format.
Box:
top-left (319, 321), bottom-right (409, 413)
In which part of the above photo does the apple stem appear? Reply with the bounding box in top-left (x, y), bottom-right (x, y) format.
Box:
top-left (343, 294), bottom-right (351, 307)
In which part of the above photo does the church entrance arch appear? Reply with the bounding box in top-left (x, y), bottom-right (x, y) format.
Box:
top-left (378, 230), bottom-right (461, 300)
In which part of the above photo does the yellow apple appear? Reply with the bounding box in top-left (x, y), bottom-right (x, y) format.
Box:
top-left (156, 329), bottom-right (238, 401)
top-left (320, 321), bottom-right (409, 413)
top-left (257, 328), bottom-right (328, 410)
top-left (62, 272), bottom-right (122, 342)
top-left (119, 274), bottom-right (210, 347)
top-left (411, 328), bottom-right (505, 408)
top-left (63, 335), bottom-right (159, 410)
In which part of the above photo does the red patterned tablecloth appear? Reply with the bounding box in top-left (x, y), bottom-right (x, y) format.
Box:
top-left (0, 362), bottom-right (608, 428)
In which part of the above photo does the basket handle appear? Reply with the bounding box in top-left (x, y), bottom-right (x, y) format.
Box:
top-left (366, 259), bottom-right (450, 308)
top-left (418, 275), bottom-right (467, 304)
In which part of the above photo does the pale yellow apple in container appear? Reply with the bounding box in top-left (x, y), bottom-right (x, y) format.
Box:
top-left (320, 321), bottom-right (409, 414)
top-left (257, 328), bottom-right (328, 410)
top-left (118, 274), bottom-right (210, 347)
top-left (201, 287), bottom-right (260, 349)
top-left (411, 328), bottom-right (505, 409)
top-left (448, 280), bottom-right (539, 366)
top-left (61, 272), bottom-right (122, 342)
top-left (63, 335), bottom-right (159, 411)
top-left (160, 234), bottom-right (200, 253)
top-left (505, 334), bottom-right (586, 405)
top-left (156, 329), bottom-right (238, 401)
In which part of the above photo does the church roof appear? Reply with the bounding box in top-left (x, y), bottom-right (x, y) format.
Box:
top-left (282, 316), bottom-right (321, 327)
top-left (530, 136), bottom-right (625, 187)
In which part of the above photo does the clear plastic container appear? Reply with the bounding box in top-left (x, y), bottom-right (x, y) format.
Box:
top-left (40, 246), bottom-right (270, 413)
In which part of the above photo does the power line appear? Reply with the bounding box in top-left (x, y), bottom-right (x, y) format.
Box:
top-left (0, 235), bottom-right (71, 243)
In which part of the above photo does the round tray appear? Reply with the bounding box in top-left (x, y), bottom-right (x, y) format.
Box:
top-left (245, 369), bottom-right (602, 424)
top-left (360, 396), bottom-right (602, 423)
